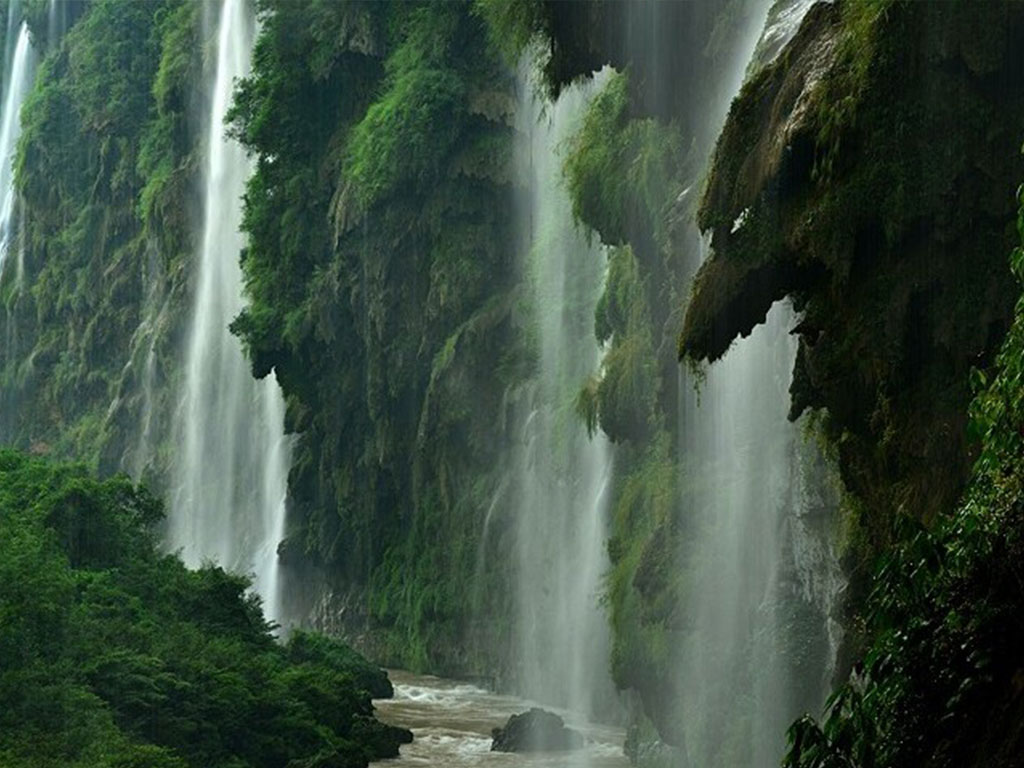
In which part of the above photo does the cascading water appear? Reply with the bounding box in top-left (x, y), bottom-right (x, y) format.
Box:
top-left (46, 0), bottom-right (69, 51)
top-left (2, 0), bottom-right (19, 72)
top-left (511, 69), bottom-right (618, 727)
top-left (754, 0), bottom-right (831, 66)
top-left (0, 7), bottom-right (37, 443)
top-left (170, 0), bottom-right (291, 624)
top-left (676, 305), bottom-right (840, 766)
top-left (0, 20), bottom-right (35, 278)
top-left (671, 2), bottom-right (843, 765)
top-left (128, 241), bottom-right (167, 483)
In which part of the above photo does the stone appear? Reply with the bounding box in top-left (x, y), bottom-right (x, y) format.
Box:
top-left (490, 708), bottom-right (585, 753)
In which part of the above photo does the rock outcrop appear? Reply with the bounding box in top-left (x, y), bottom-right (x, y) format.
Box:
top-left (680, 0), bottom-right (1024, 526)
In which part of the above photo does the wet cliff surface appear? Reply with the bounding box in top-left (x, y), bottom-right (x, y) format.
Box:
top-left (683, 1), bottom-right (1024, 529)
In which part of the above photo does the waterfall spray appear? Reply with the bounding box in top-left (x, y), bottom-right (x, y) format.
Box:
top-left (510, 67), bottom-right (619, 726)
top-left (677, 305), bottom-right (840, 766)
top-left (170, 0), bottom-right (291, 624)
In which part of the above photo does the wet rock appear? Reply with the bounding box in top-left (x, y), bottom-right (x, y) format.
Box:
top-left (490, 708), bottom-right (584, 752)
top-left (350, 716), bottom-right (413, 759)
top-left (625, 724), bottom-right (689, 767)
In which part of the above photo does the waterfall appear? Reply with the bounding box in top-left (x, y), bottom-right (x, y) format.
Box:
top-left (754, 0), bottom-right (832, 66)
top-left (670, 2), bottom-right (843, 764)
top-left (511, 68), bottom-right (619, 725)
top-left (128, 242), bottom-right (167, 483)
top-left (0, 20), bottom-right (34, 279)
top-left (3, 0), bottom-right (21, 77)
top-left (677, 305), bottom-right (840, 766)
top-left (46, 0), bottom-right (69, 51)
top-left (170, 0), bottom-right (291, 624)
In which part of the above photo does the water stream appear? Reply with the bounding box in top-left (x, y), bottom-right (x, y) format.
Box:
top-left (676, 304), bottom-right (840, 766)
top-left (668, 2), bottom-right (843, 764)
top-left (0, 19), bottom-right (34, 278)
top-left (0, 7), bottom-right (37, 443)
top-left (509, 69), bottom-right (617, 720)
top-left (169, 0), bottom-right (291, 623)
top-left (754, 0), bottom-right (832, 66)
top-left (46, 0), bottom-right (70, 50)
top-left (372, 671), bottom-right (628, 768)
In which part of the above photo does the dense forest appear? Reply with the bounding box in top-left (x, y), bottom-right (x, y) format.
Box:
top-left (2, 0), bottom-right (1024, 766)
top-left (0, 450), bottom-right (410, 767)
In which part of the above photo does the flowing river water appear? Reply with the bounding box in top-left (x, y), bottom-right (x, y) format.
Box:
top-left (371, 671), bottom-right (629, 768)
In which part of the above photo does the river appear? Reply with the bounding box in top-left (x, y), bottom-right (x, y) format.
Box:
top-left (371, 670), bottom-right (630, 767)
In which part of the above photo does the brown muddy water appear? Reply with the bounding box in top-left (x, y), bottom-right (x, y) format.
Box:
top-left (370, 670), bottom-right (630, 767)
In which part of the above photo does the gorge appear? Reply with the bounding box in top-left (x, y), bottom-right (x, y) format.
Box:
top-left (2, 1), bottom-right (1024, 767)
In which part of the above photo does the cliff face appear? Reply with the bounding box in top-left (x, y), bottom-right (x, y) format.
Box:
top-left (0, 0), bottom-right (202, 486)
top-left (682, 0), bottom-right (1024, 532)
top-left (8, 1), bottom-right (1024, 762)
top-left (785, 196), bottom-right (1024, 768)
top-left (227, 0), bottom-right (526, 675)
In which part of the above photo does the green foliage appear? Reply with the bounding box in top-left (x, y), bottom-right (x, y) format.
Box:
top-left (343, 5), bottom-right (467, 210)
top-left (138, 1), bottom-right (200, 237)
top-left (810, 0), bottom-right (895, 183)
top-left (472, 0), bottom-right (547, 66)
top-left (604, 437), bottom-right (681, 731)
top-left (592, 246), bottom-right (660, 444)
top-left (565, 72), bottom-right (684, 248)
top-left (346, 64), bottom-right (463, 208)
top-left (575, 374), bottom-right (600, 438)
top-left (0, 450), bottom-right (408, 768)
top-left (229, 0), bottom-right (521, 673)
top-left (784, 184), bottom-right (1024, 768)
top-left (559, 71), bottom-right (688, 452)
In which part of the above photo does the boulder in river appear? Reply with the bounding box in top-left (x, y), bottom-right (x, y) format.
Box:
top-left (490, 708), bottom-right (584, 752)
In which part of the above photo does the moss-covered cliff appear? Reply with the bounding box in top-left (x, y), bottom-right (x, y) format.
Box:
top-left (682, 0), bottom-right (1023, 535)
top-left (484, 0), bottom-right (1024, 761)
top-left (227, 0), bottom-right (526, 673)
top-left (785, 183), bottom-right (1024, 768)
top-left (0, 0), bottom-right (203, 488)
top-left (6, 1), bottom-right (1024, 763)
top-left (676, 1), bottom-right (1024, 765)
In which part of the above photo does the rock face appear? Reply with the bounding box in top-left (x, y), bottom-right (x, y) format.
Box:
top-left (680, 1), bottom-right (1024, 527)
top-left (490, 708), bottom-right (585, 753)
